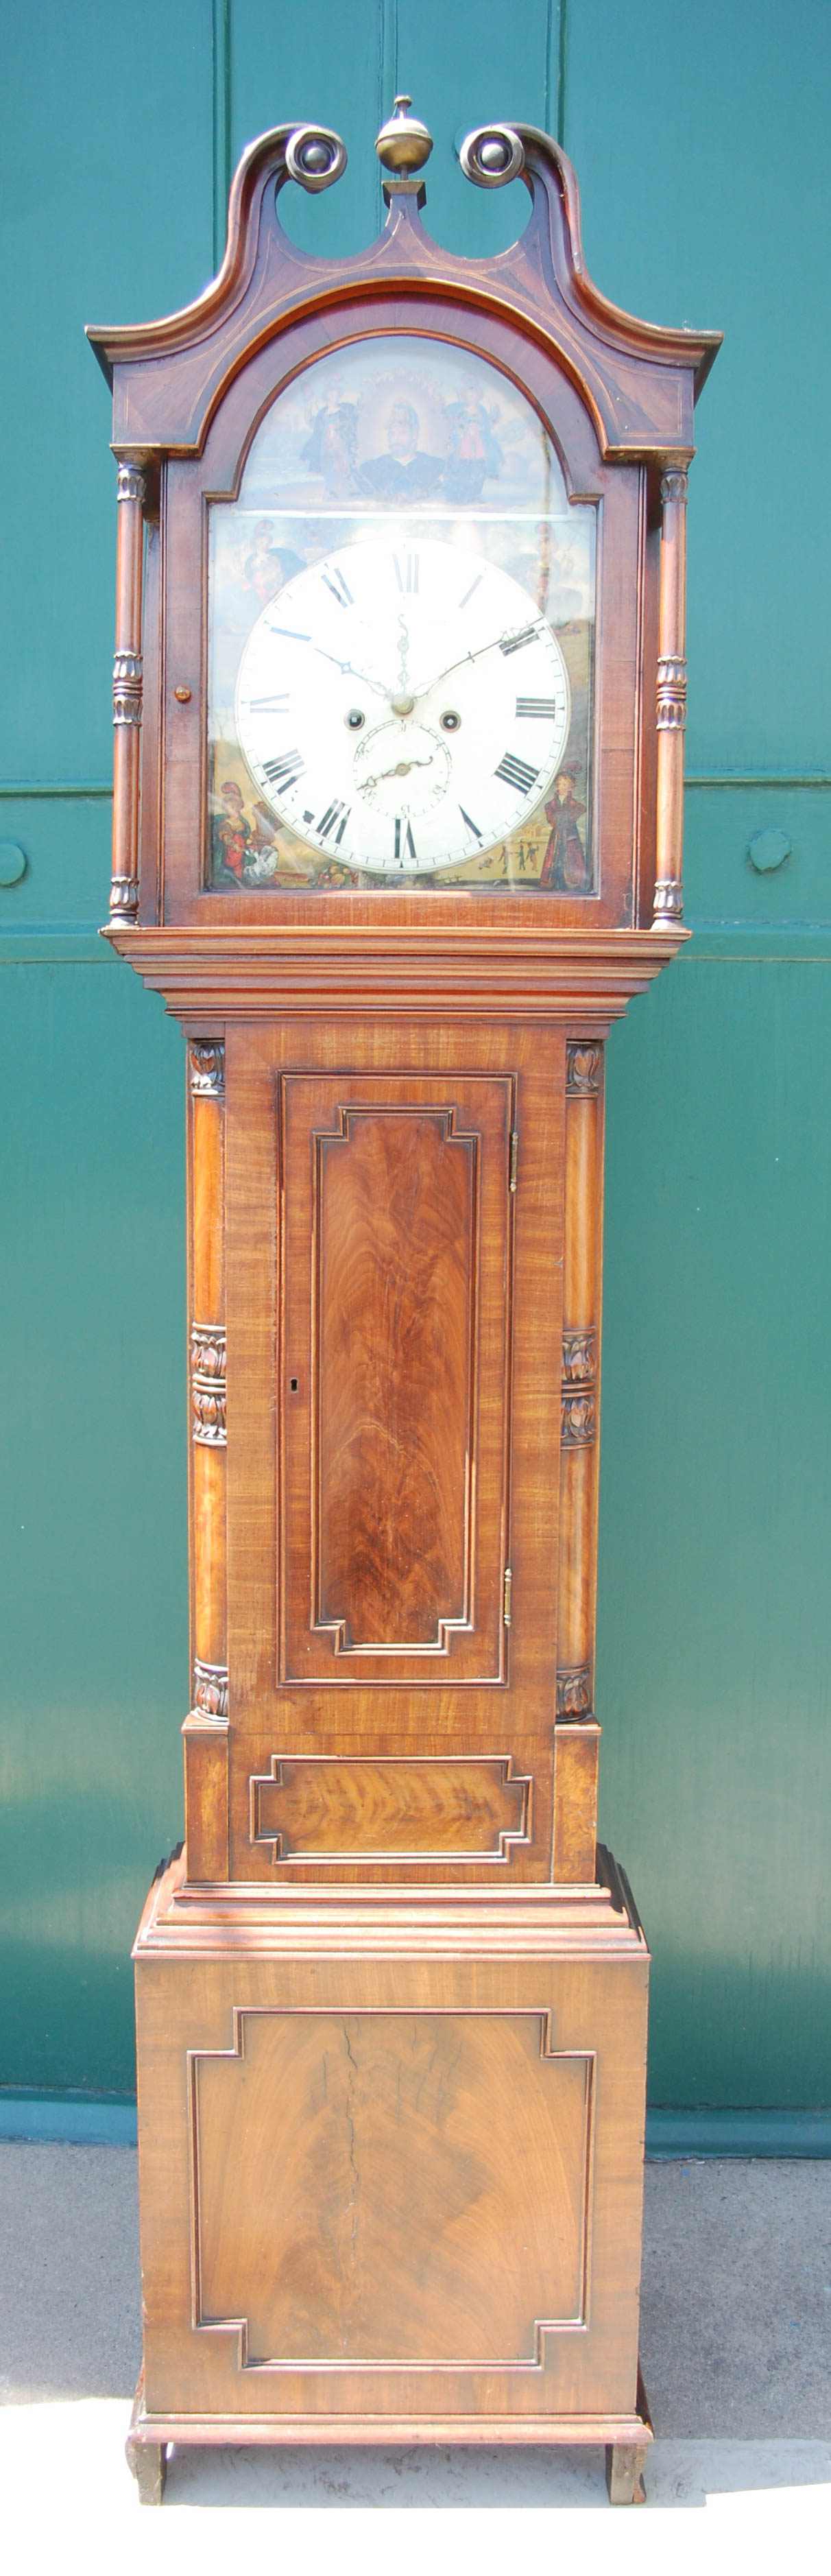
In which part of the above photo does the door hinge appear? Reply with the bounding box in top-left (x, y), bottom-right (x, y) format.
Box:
top-left (503, 1565), bottom-right (512, 1626)
top-left (509, 1130), bottom-right (518, 1191)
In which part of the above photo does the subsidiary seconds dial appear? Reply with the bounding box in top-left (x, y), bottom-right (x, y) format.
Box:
top-left (234, 536), bottom-right (571, 875)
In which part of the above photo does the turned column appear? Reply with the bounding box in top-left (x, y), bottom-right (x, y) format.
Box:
top-left (653, 464), bottom-right (688, 924)
top-left (183, 1040), bottom-right (228, 1880)
top-left (110, 460), bottom-right (145, 922)
top-left (553, 1040), bottom-right (603, 1879)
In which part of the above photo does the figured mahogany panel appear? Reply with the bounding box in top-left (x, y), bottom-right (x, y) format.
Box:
top-left (250, 1755), bottom-right (530, 1863)
top-left (281, 1072), bottom-right (511, 1686)
top-left (317, 1108), bottom-right (475, 1650)
top-left (192, 2009), bottom-right (591, 2367)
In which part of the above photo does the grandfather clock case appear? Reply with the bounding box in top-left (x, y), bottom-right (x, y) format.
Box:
top-left (89, 103), bottom-right (719, 2504)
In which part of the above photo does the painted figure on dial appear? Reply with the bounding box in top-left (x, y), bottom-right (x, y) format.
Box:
top-left (361, 401), bottom-right (444, 500)
top-left (540, 764), bottom-right (589, 890)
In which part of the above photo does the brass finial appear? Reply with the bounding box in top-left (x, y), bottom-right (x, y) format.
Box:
top-left (375, 95), bottom-right (433, 177)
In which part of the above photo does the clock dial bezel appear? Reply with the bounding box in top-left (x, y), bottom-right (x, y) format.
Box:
top-left (232, 533), bottom-right (573, 880)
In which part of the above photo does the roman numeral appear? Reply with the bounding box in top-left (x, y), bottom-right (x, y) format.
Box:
top-left (499, 625), bottom-right (540, 656)
top-left (516, 696), bottom-right (558, 719)
top-left (263, 748), bottom-right (304, 791)
top-left (317, 798), bottom-right (351, 845)
top-left (321, 565), bottom-right (354, 608)
top-left (245, 692), bottom-right (290, 715)
top-left (494, 751), bottom-right (540, 795)
top-left (393, 552), bottom-right (420, 595)
top-left (458, 573), bottom-right (484, 610)
top-left (394, 815), bottom-right (417, 861)
top-left (459, 805), bottom-right (483, 842)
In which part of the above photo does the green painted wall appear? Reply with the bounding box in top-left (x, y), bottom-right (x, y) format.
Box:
top-left (1, 1), bottom-right (828, 2105)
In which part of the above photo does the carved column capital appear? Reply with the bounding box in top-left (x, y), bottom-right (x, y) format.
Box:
top-left (193, 1659), bottom-right (228, 1721)
top-left (116, 461), bottom-right (147, 505)
top-left (189, 1042), bottom-right (225, 1098)
top-left (656, 654), bottom-right (687, 731)
top-left (566, 1042), bottom-right (603, 1096)
top-left (191, 1324), bottom-right (227, 1445)
top-left (562, 1327), bottom-right (597, 1386)
top-left (112, 648), bottom-right (143, 728)
top-left (653, 878), bottom-right (684, 920)
top-left (555, 1663), bottom-right (594, 1721)
top-left (109, 873), bottom-right (139, 920)
top-left (660, 467), bottom-right (688, 506)
top-left (561, 1391), bottom-right (597, 1447)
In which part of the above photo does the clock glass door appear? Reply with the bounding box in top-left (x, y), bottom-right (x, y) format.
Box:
top-left (206, 336), bottom-right (597, 894)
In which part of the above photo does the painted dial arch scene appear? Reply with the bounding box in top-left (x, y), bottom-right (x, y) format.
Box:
top-left (207, 336), bottom-right (596, 893)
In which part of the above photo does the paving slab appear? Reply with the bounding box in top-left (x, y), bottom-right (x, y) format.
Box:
top-left (0, 2401), bottom-right (829, 2566)
top-left (0, 2143), bottom-right (828, 2549)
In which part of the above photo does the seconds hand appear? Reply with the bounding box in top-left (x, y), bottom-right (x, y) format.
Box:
top-left (358, 755), bottom-right (434, 791)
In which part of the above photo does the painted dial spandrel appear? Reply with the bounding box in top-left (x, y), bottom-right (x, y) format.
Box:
top-left (207, 336), bottom-right (596, 892)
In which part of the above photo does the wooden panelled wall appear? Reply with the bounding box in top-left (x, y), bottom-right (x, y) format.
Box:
top-left (1, 0), bottom-right (830, 2110)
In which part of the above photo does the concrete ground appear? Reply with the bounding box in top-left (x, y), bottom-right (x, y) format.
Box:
top-left (0, 2145), bottom-right (828, 2566)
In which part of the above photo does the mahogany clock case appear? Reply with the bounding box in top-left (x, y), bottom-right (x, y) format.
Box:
top-left (88, 108), bottom-right (719, 2503)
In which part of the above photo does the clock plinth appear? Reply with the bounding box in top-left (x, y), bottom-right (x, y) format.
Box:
top-left (88, 108), bottom-right (719, 2501)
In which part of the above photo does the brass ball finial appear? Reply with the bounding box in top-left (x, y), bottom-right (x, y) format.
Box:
top-left (375, 95), bottom-right (433, 177)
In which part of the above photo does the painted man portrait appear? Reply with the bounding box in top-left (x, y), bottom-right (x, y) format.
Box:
top-left (361, 401), bottom-right (444, 500)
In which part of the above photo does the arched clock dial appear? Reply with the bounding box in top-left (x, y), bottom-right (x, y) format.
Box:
top-left (234, 536), bottom-right (571, 874)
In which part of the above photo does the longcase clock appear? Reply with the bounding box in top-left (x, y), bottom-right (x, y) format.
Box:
top-left (88, 98), bottom-right (719, 2505)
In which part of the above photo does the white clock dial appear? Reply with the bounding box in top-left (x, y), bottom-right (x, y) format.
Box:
top-left (234, 536), bottom-right (571, 876)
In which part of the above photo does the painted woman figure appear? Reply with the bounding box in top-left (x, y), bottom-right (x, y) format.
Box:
top-left (539, 763), bottom-right (590, 891)
top-left (213, 779), bottom-right (252, 881)
top-left (243, 518), bottom-right (305, 606)
top-left (301, 401), bottom-right (362, 497)
top-left (443, 398), bottom-right (503, 503)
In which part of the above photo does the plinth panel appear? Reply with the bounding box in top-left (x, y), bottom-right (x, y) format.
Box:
top-left (134, 1865), bottom-right (649, 2430)
top-left (192, 2009), bottom-right (591, 2366)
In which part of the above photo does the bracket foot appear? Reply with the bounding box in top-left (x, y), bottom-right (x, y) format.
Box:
top-left (125, 2370), bottom-right (167, 2505)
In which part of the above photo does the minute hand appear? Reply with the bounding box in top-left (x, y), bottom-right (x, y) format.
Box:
top-left (412, 621), bottom-right (546, 700)
top-left (313, 643), bottom-right (389, 699)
